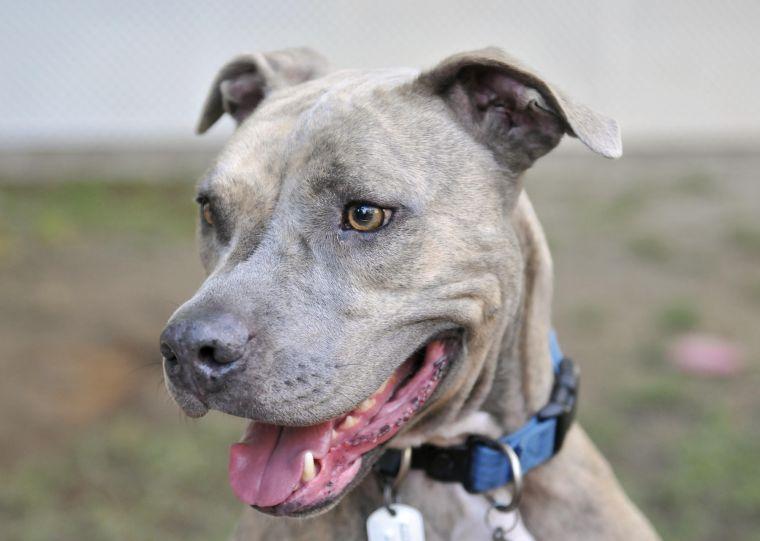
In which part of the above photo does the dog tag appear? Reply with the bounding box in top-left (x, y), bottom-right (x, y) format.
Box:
top-left (366, 504), bottom-right (426, 541)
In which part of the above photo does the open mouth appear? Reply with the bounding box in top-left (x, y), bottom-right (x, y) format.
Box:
top-left (227, 332), bottom-right (461, 515)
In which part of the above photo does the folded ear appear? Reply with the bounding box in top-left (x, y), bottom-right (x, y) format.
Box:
top-left (416, 47), bottom-right (622, 172)
top-left (196, 47), bottom-right (330, 134)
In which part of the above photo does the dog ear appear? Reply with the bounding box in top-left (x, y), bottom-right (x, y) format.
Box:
top-left (196, 47), bottom-right (330, 134)
top-left (416, 47), bottom-right (622, 171)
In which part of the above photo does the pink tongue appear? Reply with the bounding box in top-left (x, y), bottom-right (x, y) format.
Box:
top-left (229, 421), bottom-right (333, 507)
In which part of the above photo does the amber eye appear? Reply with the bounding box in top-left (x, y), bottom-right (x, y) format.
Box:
top-left (200, 200), bottom-right (214, 226)
top-left (344, 203), bottom-right (390, 232)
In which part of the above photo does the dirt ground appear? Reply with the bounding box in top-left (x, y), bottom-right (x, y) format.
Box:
top-left (1, 150), bottom-right (758, 540)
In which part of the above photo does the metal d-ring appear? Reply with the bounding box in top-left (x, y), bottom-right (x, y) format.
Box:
top-left (392, 447), bottom-right (412, 489)
top-left (470, 436), bottom-right (524, 513)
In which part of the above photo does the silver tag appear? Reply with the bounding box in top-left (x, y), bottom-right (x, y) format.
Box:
top-left (366, 503), bottom-right (426, 541)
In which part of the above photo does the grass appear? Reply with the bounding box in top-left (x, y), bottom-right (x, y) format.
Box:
top-left (537, 162), bottom-right (758, 540)
top-left (643, 408), bottom-right (760, 540)
top-left (0, 181), bottom-right (197, 249)
top-left (656, 300), bottom-right (701, 334)
top-left (745, 281), bottom-right (760, 306)
top-left (618, 376), bottom-right (692, 412)
top-left (604, 187), bottom-right (648, 223)
top-left (1, 412), bottom-right (243, 541)
top-left (589, 366), bottom-right (760, 541)
top-left (729, 224), bottom-right (760, 258)
top-left (628, 235), bottom-right (672, 263)
top-left (567, 303), bottom-right (606, 334)
top-left (672, 172), bottom-right (715, 196)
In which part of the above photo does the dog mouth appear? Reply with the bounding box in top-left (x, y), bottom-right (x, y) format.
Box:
top-left (227, 331), bottom-right (461, 515)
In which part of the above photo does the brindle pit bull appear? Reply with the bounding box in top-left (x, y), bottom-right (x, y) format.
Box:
top-left (160, 46), bottom-right (660, 540)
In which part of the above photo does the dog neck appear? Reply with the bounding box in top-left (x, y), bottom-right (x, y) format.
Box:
top-left (482, 191), bottom-right (556, 433)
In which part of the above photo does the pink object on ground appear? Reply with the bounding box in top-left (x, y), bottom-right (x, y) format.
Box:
top-left (667, 333), bottom-right (745, 377)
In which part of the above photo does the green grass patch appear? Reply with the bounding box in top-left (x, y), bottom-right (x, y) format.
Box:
top-left (672, 172), bottom-right (715, 196)
top-left (744, 281), bottom-right (760, 306)
top-left (603, 187), bottom-right (648, 223)
top-left (627, 235), bottom-right (671, 263)
top-left (0, 412), bottom-right (243, 541)
top-left (0, 180), bottom-right (198, 248)
top-left (618, 376), bottom-right (692, 412)
top-left (580, 406), bottom-right (627, 460)
top-left (643, 408), bottom-right (760, 540)
top-left (567, 303), bottom-right (606, 334)
top-left (728, 224), bottom-right (760, 258)
top-left (657, 300), bottom-right (701, 334)
top-left (634, 339), bottom-right (667, 370)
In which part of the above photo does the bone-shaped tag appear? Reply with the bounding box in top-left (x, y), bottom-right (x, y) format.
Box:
top-left (367, 503), bottom-right (426, 541)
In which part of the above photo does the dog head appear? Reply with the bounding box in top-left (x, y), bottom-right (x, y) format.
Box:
top-left (160, 46), bottom-right (620, 516)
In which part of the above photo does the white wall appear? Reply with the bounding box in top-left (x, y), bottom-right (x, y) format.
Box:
top-left (2, 0), bottom-right (758, 148)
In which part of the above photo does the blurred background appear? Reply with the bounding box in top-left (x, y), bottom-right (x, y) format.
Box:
top-left (1, 1), bottom-right (758, 540)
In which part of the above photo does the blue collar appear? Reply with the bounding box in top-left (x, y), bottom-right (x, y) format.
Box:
top-left (375, 331), bottom-right (579, 494)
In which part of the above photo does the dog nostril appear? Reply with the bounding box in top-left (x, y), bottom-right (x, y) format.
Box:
top-left (161, 342), bottom-right (179, 366)
top-left (198, 345), bottom-right (217, 365)
top-left (197, 343), bottom-right (239, 367)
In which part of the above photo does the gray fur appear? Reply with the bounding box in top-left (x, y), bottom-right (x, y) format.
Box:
top-left (163, 47), bottom-right (657, 540)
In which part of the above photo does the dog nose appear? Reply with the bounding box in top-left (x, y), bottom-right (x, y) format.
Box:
top-left (160, 313), bottom-right (250, 393)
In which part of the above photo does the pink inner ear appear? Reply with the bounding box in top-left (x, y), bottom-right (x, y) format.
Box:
top-left (220, 72), bottom-right (266, 124)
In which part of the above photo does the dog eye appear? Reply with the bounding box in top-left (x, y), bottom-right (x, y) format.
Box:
top-left (197, 198), bottom-right (215, 227)
top-left (344, 203), bottom-right (391, 232)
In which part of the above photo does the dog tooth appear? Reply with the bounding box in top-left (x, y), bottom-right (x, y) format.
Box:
top-left (302, 451), bottom-right (316, 483)
top-left (331, 429), bottom-right (339, 441)
top-left (356, 397), bottom-right (375, 412)
top-left (339, 415), bottom-right (358, 430)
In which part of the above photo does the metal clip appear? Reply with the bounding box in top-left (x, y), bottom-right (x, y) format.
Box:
top-left (378, 447), bottom-right (412, 516)
top-left (467, 436), bottom-right (524, 511)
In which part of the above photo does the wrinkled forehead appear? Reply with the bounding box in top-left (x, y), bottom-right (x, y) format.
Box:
top-left (199, 68), bottom-right (428, 205)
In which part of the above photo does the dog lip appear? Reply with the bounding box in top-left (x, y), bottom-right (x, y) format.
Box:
top-left (334, 326), bottom-right (464, 420)
top-left (230, 329), bottom-right (463, 514)
top-left (165, 372), bottom-right (211, 418)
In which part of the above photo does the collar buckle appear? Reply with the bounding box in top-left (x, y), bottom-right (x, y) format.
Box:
top-left (536, 356), bottom-right (579, 453)
top-left (374, 334), bottom-right (579, 497)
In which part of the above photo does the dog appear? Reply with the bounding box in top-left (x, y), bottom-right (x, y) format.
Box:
top-left (160, 47), bottom-right (660, 540)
